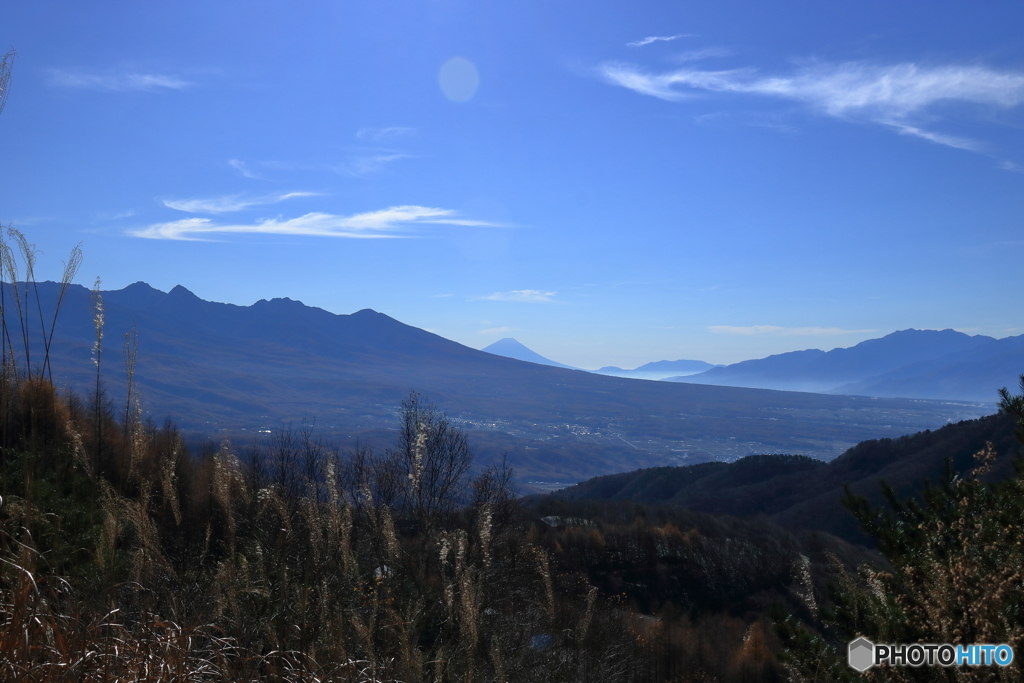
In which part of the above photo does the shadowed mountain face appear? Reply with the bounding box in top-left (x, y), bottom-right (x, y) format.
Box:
top-left (831, 334), bottom-right (1024, 402)
top-left (5, 282), bottom-right (989, 484)
top-left (669, 328), bottom-right (1021, 401)
top-left (481, 338), bottom-right (577, 369)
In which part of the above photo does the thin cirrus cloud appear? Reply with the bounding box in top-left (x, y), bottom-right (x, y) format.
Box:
top-left (708, 325), bottom-right (878, 336)
top-left (162, 191), bottom-right (318, 214)
top-left (347, 127), bottom-right (416, 173)
top-left (334, 153), bottom-right (411, 177)
top-left (47, 69), bottom-right (192, 92)
top-left (671, 47), bottom-right (733, 63)
top-left (627, 34), bottom-right (691, 48)
top-left (257, 153), bottom-right (412, 178)
top-left (479, 326), bottom-right (515, 335)
top-left (228, 159), bottom-right (263, 180)
top-left (130, 206), bottom-right (497, 241)
top-left (599, 59), bottom-right (1024, 153)
top-left (355, 126), bottom-right (416, 141)
top-left (479, 290), bottom-right (557, 303)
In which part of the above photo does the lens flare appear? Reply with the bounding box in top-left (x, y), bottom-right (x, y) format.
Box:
top-left (439, 57), bottom-right (479, 102)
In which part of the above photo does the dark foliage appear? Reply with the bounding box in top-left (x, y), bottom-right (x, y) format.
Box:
top-left (775, 375), bottom-right (1024, 682)
top-left (551, 411), bottom-right (1021, 544)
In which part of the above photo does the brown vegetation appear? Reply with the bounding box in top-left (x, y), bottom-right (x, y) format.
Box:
top-left (2, 366), bottom-right (787, 681)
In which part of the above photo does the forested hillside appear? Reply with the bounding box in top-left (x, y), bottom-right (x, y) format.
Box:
top-left (551, 411), bottom-right (1022, 543)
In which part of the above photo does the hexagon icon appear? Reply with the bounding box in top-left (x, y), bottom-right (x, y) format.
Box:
top-left (848, 637), bottom-right (875, 672)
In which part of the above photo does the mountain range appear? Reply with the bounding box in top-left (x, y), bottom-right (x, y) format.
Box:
top-left (595, 359), bottom-right (721, 381)
top-left (3, 282), bottom-right (988, 485)
top-left (669, 328), bottom-right (1024, 402)
top-left (479, 339), bottom-right (717, 379)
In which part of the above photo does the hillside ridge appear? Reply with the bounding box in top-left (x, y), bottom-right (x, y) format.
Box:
top-left (550, 411), bottom-right (1020, 542)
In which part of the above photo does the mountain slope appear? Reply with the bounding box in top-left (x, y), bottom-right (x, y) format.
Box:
top-left (550, 411), bottom-right (1020, 543)
top-left (481, 338), bottom-right (577, 369)
top-left (636, 359), bottom-right (719, 374)
top-left (670, 329), bottom-right (1001, 396)
top-left (833, 334), bottom-right (1024, 402)
top-left (6, 282), bottom-right (987, 483)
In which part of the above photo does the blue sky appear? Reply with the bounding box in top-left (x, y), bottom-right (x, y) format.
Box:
top-left (1, 1), bottom-right (1022, 368)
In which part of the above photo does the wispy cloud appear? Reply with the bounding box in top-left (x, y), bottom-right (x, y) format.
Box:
top-left (344, 126), bottom-right (417, 172)
top-left (694, 110), bottom-right (798, 133)
top-left (708, 325), bottom-right (877, 336)
top-left (627, 34), bottom-right (691, 48)
top-left (334, 153), bottom-right (411, 177)
top-left (355, 126), bottom-right (415, 141)
top-left (599, 59), bottom-right (1024, 152)
top-left (479, 290), bottom-right (557, 303)
top-left (479, 326), bottom-right (515, 335)
top-left (259, 152), bottom-right (412, 178)
top-left (885, 122), bottom-right (983, 152)
top-left (95, 209), bottom-right (137, 221)
top-left (48, 69), bottom-right (192, 92)
top-left (163, 191), bottom-right (318, 214)
top-left (229, 159), bottom-right (263, 180)
top-left (670, 47), bottom-right (733, 63)
top-left (130, 205), bottom-right (496, 241)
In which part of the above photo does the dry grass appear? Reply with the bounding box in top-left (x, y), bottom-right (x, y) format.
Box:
top-left (0, 380), bottom-right (661, 682)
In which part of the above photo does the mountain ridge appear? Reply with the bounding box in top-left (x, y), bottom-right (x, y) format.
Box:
top-left (668, 328), bottom-right (1019, 401)
top-left (595, 358), bottom-right (719, 380)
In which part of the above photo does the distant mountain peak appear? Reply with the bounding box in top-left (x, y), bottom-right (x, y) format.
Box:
top-left (124, 281), bottom-right (159, 292)
top-left (168, 284), bottom-right (200, 299)
top-left (491, 337), bottom-right (525, 348)
top-left (481, 338), bottom-right (577, 370)
top-left (114, 281), bottom-right (167, 308)
top-left (266, 296), bottom-right (304, 307)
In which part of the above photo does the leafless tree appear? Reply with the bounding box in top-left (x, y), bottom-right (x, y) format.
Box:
top-left (470, 452), bottom-right (519, 533)
top-left (393, 392), bottom-right (474, 534)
